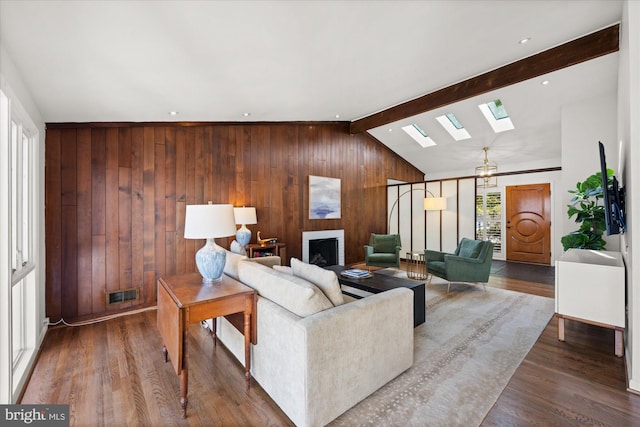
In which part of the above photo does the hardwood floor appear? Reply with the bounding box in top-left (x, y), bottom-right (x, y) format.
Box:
top-left (21, 311), bottom-right (294, 426)
top-left (482, 262), bottom-right (640, 426)
top-left (20, 262), bottom-right (640, 426)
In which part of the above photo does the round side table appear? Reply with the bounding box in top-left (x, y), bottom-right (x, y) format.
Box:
top-left (406, 252), bottom-right (428, 280)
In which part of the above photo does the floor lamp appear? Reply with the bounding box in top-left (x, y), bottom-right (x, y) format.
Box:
top-left (388, 188), bottom-right (447, 232)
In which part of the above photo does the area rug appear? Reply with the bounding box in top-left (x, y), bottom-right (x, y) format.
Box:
top-left (329, 274), bottom-right (555, 427)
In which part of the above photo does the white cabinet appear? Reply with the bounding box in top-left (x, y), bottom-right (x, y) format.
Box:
top-left (555, 248), bottom-right (625, 356)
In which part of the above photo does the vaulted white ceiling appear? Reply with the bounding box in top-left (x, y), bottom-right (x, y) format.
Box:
top-left (0, 0), bottom-right (623, 177)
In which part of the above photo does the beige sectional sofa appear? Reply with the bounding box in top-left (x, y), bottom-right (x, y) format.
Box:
top-left (217, 251), bottom-right (414, 427)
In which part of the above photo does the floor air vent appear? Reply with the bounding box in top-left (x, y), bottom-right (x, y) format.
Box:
top-left (107, 288), bottom-right (140, 305)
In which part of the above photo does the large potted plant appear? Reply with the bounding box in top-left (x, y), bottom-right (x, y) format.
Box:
top-left (561, 169), bottom-right (613, 250)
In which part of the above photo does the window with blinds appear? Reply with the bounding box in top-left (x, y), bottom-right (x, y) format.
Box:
top-left (475, 190), bottom-right (503, 256)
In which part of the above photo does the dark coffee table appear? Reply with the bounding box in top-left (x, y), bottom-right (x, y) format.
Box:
top-left (325, 265), bottom-right (425, 327)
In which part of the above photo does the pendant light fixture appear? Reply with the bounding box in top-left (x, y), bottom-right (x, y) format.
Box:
top-left (476, 146), bottom-right (497, 188)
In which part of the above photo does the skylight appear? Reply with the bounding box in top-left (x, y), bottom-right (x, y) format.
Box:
top-left (445, 113), bottom-right (463, 129)
top-left (478, 99), bottom-right (514, 133)
top-left (401, 124), bottom-right (436, 147)
top-left (487, 100), bottom-right (509, 120)
top-left (436, 113), bottom-right (471, 141)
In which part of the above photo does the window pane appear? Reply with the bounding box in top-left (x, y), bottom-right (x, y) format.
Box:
top-left (475, 194), bottom-right (484, 239)
top-left (11, 121), bottom-right (18, 272)
top-left (22, 132), bottom-right (30, 265)
top-left (476, 191), bottom-right (502, 254)
top-left (486, 192), bottom-right (502, 253)
top-left (2, 88), bottom-right (39, 403)
top-left (12, 278), bottom-right (24, 365)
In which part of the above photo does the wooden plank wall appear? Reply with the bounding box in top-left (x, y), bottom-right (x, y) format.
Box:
top-left (45, 122), bottom-right (424, 321)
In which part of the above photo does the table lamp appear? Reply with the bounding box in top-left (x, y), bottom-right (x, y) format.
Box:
top-left (233, 206), bottom-right (257, 247)
top-left (184, 203), bottom-right (237, 283)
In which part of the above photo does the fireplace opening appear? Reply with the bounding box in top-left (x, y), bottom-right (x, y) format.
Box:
top-left (309, 238), bottom-right (338, 267)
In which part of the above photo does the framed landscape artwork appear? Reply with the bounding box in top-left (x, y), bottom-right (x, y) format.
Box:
top-left (309, 175), bottom-right (341, 219)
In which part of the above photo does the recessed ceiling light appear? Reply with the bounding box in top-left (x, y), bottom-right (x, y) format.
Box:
top-left (169, 111), bottom-right (179, 116)
top-left (388, 128), bottom-right (393, 132)
top-left (519, 37), bottom-right (531, 44)
top-left (541, 80), bottom-right (550, 85)
top-left (335, 114), bottom-right (340, 119)
top-left (243, 112), bottom-right (251, 117)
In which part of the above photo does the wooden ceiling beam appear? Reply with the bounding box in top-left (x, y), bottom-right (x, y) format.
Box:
top-left (349, 24), bottom-right (619, 134)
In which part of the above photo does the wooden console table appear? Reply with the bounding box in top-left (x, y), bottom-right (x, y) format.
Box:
top-left (157, 273), bottom-right (256, 418)
top-left (247, 242), bottom-right (286, 261)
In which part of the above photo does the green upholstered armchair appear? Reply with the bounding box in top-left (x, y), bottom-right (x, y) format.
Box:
top-left (364, 233), bottom-right (401, 268)
top-left (424, 238), bottom-right (494, 292)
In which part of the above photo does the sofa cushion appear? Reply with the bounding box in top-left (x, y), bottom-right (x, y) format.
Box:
top-left (427, 260), bottom-right (447, 277)
top-left (457, 238), bottom-right (482, 258)
top-left (371, 233), bottom-right (398, 253)
top-left (223, 249), bottom-right (248, 280)
top-left (273, 265), bottom-right (293, 275)
top-left (367, 253), bottom-right (397, 263)
top-left (238, 261), bottom-right (333, 317)
top-left (290, 258), bottom-right (345, 306)
top-left (250, 255), bottom-right (282, 268)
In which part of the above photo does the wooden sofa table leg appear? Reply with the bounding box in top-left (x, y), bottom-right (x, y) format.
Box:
top-left (558, 316), bottom-right (565, 341)
top-left (180, 329), bottom-right (189, 418)
top-left (180, 368), bottom-right (188, 417)
top-left (211, 317), bottom-right (217, 347)
top-left (244, 311), bottom-right (252, 390)
top-left (615, 328), bottom-right (624, 357)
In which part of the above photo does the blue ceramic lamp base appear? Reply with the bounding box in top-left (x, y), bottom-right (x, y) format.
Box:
top-left (236, 225), bottom-right (252, 247)
top-left (195, 238), bottom-right (227, 284)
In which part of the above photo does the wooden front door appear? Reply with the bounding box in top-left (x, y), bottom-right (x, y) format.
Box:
top-left (506, 183), bottom-right (551, 264)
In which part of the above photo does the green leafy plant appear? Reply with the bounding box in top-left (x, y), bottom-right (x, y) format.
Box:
top-left (561, 169), bottom-right (613, 250)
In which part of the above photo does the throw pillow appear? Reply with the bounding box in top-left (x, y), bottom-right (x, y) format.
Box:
top-left (223, 249), bottom-right (248, 280)
top-left (458, 238), bottom-right (482, 258)
top-left (372, 233), bottom-right (398, 253)
top-left (238, 261), bottom-right (333, 317)
top-left (290, 257), bottom-right (345, 306)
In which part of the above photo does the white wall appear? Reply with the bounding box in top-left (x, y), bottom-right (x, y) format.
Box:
top-left (389, 179), bottom-right (476, 257)
top-left (619, 0), bottom-right (640, 393)
top-left (0, 45), bottom-right (47, 403)
top-left (422, 161), bottom-right (563, 263)
top-left (389, 171), bottom-right (565, 264)
top-left (457, 178), bottom-right (476, 245)
top-left (560, 92), bottom-right (620, 252)
top-left (441, 180), bottom-right (460, 254)
top-left (427, 157), bottom-right (561, 182)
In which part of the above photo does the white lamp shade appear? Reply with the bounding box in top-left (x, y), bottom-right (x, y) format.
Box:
top-left (234, 207), bottom-right (257, 225)
top-left (424, 197), bottom-right (447, 211)
top-left (184, 204), bottom-right (237, 239)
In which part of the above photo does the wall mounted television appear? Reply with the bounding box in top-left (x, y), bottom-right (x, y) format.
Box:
top-left (598, 141), bottom-right (626, 235)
